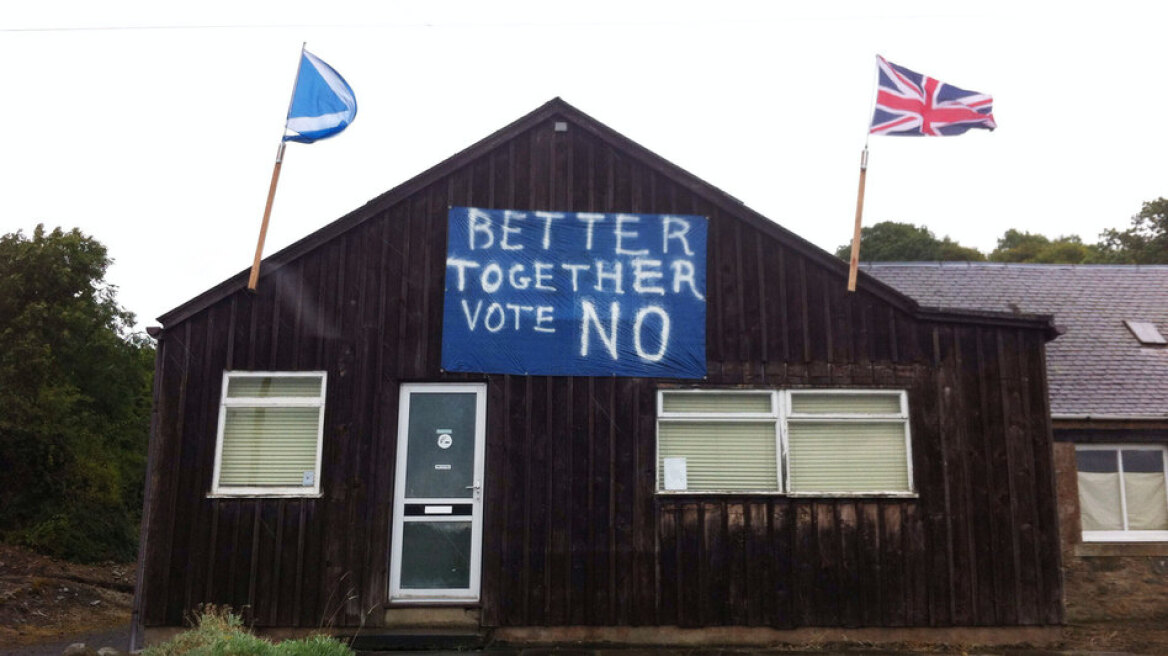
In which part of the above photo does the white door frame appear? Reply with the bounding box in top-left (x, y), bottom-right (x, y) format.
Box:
top-left (389, 382), bottom-right (486, 603)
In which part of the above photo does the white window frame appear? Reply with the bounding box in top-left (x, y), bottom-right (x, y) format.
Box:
top-left (1077, 444), bottom-right (1168, 543)
top-left (209, 371), bottom-right (327, 498)
top-left (784, 389), bottom-right (914, 497)
top-left (655, 388), bottom-right (915, 497)
top-left (656, 389), bottom-right (782, 494)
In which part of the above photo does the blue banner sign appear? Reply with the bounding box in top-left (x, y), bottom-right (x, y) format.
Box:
top-left (442, 207), bottom-right (707, 378)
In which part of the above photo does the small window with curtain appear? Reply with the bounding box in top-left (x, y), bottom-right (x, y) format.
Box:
top-left (1076, 445), bottom-right (1168, 542)
top-left (656, 389), bottom-right (913, 496)
top-left (211, 371), bottom-right (327, 497)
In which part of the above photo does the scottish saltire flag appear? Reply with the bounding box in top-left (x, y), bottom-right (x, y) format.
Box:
top-left (284, 50), bottom-right (357, 144)
top-left (870, 55), bottom-right (996, 136)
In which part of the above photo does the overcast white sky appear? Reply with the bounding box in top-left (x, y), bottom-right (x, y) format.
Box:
top-left (3, 2), bottom-right (1166, 329)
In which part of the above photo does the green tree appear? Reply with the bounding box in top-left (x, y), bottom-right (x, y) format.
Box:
top-left (0, 225), bottom-right (154, 562)
top-left (989, 229), bottom-right (1097, 263)
top-left (1095, 197), bottom-right (1168, 263)
top-left (835, 221), bottom-right (985, 262)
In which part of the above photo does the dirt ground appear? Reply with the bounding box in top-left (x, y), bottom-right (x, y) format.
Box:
top-left (1058, 620), bottom-right (1168, 654)
top-left (0, 544), bottom-right (134, 648)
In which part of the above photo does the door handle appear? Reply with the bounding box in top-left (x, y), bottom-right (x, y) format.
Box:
top-left (465, 480), bottom-right (482, 499)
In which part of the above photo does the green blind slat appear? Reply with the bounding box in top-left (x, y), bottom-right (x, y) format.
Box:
top-left (227, 375), bottom-right (322, 398)
top-left (661, 392), bottom-right (772, 414)
top-left (219, 406), bottom-right (320, 487)
top-left (658, 421), bottom-right (777, 491)
top-left (790, 392), bottom-right (900, 415)
top-left (788, 421), bottom-right (909, 492)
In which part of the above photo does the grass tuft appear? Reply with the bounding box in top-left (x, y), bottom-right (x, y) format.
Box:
top-left (142, 606), bottom-right (353, 656)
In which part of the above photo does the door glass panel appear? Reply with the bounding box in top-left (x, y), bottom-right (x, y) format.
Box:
top-left (405, 393), bottom-right (477, 499)
top-left (400, 522), bottom-right (472, 589)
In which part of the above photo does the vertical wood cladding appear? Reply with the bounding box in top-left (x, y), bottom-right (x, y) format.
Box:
top-left (139, 114), bottom-right (1062, 630)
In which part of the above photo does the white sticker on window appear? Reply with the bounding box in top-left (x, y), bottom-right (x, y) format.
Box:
top-left (302, 471), bottom-right (315, 486)
top-left (663, 457), bottom-right (687, 491)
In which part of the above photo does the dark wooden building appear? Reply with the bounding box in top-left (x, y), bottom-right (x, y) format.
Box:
top-left (866, 262), bottom-right (1168, 625)
top-left (133, 99), bottom-right (1064, 647)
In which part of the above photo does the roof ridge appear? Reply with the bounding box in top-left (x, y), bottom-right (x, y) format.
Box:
top-left (863, 261), bottom-right (1168, 270)
top-left (159, 97), bottom-right (927, 326)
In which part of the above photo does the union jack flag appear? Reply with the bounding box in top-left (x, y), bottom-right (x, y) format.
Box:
top-left (870, 55), bottom-right (996, 136)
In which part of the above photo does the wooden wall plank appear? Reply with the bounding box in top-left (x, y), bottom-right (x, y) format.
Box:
top-left (1031, 336), bottom-right (1065, 625)
top-left (166, 315), bottom-right (207, 622)
top-left (567, 375), bottom-right (591, 625)
top-left (981, 328), bottom-right (1019, 625)
top-left (612, 377), bottom-right (637, 624)
top-left (677, 502), bottom-right (701, 628)
top-left (857, 503), bottom-right (883, 626)
top-left (633, 382), bottom-right (657, 625)
top-left (547, 377), bottom-right (571, 625)
top-left (744, 502), bottom-right (770, 626)
top-left (838, 502), bottom-right (861, 627)
top-left (725, 502), bottom-right (747, 625)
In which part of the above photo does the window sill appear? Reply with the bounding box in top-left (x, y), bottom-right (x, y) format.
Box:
top-left (1075, 542), bottom-right (1168, 557)
top-left (207, 491), bottom-right (323, 499)
top-left (384, 599), bottom-right (482, 607)
top-left (654, 490), bottom-right (918, 499)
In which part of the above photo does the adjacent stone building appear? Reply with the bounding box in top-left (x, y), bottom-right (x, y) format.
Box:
top-left (867, 262), bottom-right (1168, 622)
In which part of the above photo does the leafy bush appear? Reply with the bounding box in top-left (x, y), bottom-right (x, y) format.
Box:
top-left (16, 498), bottom-right (139, 562)
top-left (143, 607), bottom-right (354, 656)
top-left (0, 225), bottom-right (154, 563)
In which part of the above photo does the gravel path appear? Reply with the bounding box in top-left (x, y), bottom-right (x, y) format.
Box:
top-left (0, 624), bottom-right (130, 656)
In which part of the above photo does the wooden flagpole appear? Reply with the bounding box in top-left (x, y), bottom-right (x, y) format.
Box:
top-left (846, 55), bottom-right (884, 293)
top-left (846, 146), bottom-right (869, 292)
top-left (248, 42), bottom-right (307, 292)
top-left (247, 142), bottom-right (286, 290)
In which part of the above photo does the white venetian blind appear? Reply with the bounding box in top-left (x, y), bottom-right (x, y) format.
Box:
top-left (661, 392), bottom-right (772, 414)
top-left (787, 421), bottom-right (909, 493)
top-left (227, 376), bottom-right (322, 398)
top-left (657, 421), bottom-right (778, 491)
top-left (219, 407), bottom-right (321, 487)
top-left (791, 392), bottom-right (901, 415)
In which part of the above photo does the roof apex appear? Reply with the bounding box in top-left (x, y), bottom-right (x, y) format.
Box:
top-left (158, 99), bottom-right (1050, 337)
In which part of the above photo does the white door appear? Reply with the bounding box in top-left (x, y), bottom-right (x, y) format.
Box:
top-left (389, 383), bottom-right (486, 602)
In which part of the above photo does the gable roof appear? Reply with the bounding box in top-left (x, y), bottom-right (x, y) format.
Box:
top-left (159, 98), bottom-right (1053, 339)
top-left (865, 262), bottom-right (1168, 419)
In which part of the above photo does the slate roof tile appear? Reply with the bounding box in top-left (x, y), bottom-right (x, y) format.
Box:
top-left (863, 262), bottom-right (1168, 418)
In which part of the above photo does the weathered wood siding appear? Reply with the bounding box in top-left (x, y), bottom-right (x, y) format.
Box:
top-left (139, 112), bottom-right (1062, 629)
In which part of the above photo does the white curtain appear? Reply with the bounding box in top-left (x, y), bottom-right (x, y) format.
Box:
top-left (1124, 472), bottom-right (1168, 530)
top-left (1078, 471), bottom-right (1124, 531)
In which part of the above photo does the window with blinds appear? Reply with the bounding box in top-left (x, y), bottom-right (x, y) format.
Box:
top-left (1076, 445), bottom-right (1168, 542)
top-left (657, 391), bottom-right (779, 492)
top-left (212, 372), bottom-right (327, 496)
top-left (786, 391), bottom-right (911, 494)
top-left (657, 389), bottom-right (912, 496)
